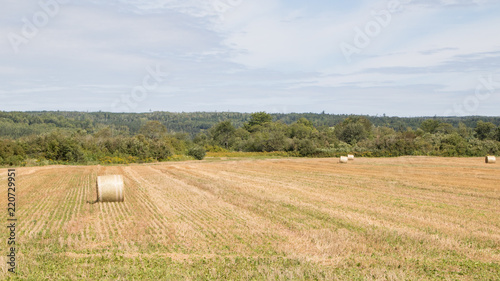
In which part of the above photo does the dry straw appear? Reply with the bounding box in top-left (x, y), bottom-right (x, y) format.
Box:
top-left (340, 156), bottom-right (348, 163)
top-left (348, 154), bottom-right (355, 161)
top-left (97, 175), bottom-right (124, 202)
top-left (485, 156), bottom-right (496, 164)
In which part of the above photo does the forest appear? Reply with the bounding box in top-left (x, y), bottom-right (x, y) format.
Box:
top-left (0, 111), bottom-right (499, 166)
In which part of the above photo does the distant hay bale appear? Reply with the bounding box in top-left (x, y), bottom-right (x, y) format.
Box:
top-left (339, 156), bottom-right (348, 163)
top-left (485, 156), bottom-right (496, 164)
top-left (348, 154), bottom-right (355, 161)
top-left (96, 175), bottom-right (124, 202)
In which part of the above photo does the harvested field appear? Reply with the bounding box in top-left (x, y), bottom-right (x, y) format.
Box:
top-left (0, 157), bottom-right (499, 280)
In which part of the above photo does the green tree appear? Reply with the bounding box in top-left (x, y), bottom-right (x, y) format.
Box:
top-left (289, 118), bottom-right (316, 139)
top-left (244, 112), bottom-right (272, 132)
top-left (338, 123), bottom-right (367, 145)
top-left (296, 117), bottom-right (314, 128)
top-left (125, 135), bottom-right (150, 159)
top-left (335, 117), bottom-right (371, 145)
top-left (94, 127), bottom-right (113, 138)
top-left (149, 140), bottom-right (174, 160)
top-left (187, 146), bottom-right (206, 160)
top-left (457, 122), bottom-right (471, 139)
top-left (139, 121), bottom-right (167, 139)
top-left (261, 122), bottom-right (289, 152)
top-left (475, 121), bottom-right (496, 140)
top-left (420, 119), bottom-right (441, 134)
top-left (440, 133), bottom-right (467, 156)
top-left (211, 121), bottom-right (236, 149)
top-left (436, 123), bottom-right (455, 134)
top-left (297, 139), bottom-right (317, 156)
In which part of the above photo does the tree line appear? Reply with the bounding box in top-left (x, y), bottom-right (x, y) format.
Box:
top-left (1, 111), bottom-right (499, 166)
top-left (2, 111), bottom-right (500, 139)
top-left (194, 113), bottom-right (500, 157)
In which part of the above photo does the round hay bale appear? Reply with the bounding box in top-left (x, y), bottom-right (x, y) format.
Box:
top-left (339, 156), bottom-right (348, 163)
top-left (348, 154), bottom-right (355, 161)
top-left (97, 175), bottom-right (124, 202)
top-left (485, 156), bottom-right (496, 164)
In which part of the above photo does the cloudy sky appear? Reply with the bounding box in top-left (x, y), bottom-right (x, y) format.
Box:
top-left (1, 0), bottom-right (499, 116)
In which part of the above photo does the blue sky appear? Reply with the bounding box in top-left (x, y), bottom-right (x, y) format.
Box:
top-left (1, 0), bottom-right (499, 116)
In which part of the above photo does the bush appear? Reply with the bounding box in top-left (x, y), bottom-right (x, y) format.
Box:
top-left (187, 146), bottom-right (206, 160)
top-left (297, 139), bottom-right (317, 157)
top-left (6, 155), bottom-right (24, 166)
top-left (99, 156), bottom-right (138, 164)
top-left (204, 145), bottom-right (228, 153)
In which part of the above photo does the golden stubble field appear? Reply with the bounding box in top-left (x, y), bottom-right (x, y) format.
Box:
top-left (0, 157), bottom-right (499, 280)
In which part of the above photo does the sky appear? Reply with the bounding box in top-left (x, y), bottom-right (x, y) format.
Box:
top-left (1, 0), bottom-right (500, 116)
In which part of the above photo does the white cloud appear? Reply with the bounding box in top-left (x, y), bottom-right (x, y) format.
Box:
top-left (1, 0), bottom-right (499, 116)
top-left (409, 0), bottom-right (495, 7)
